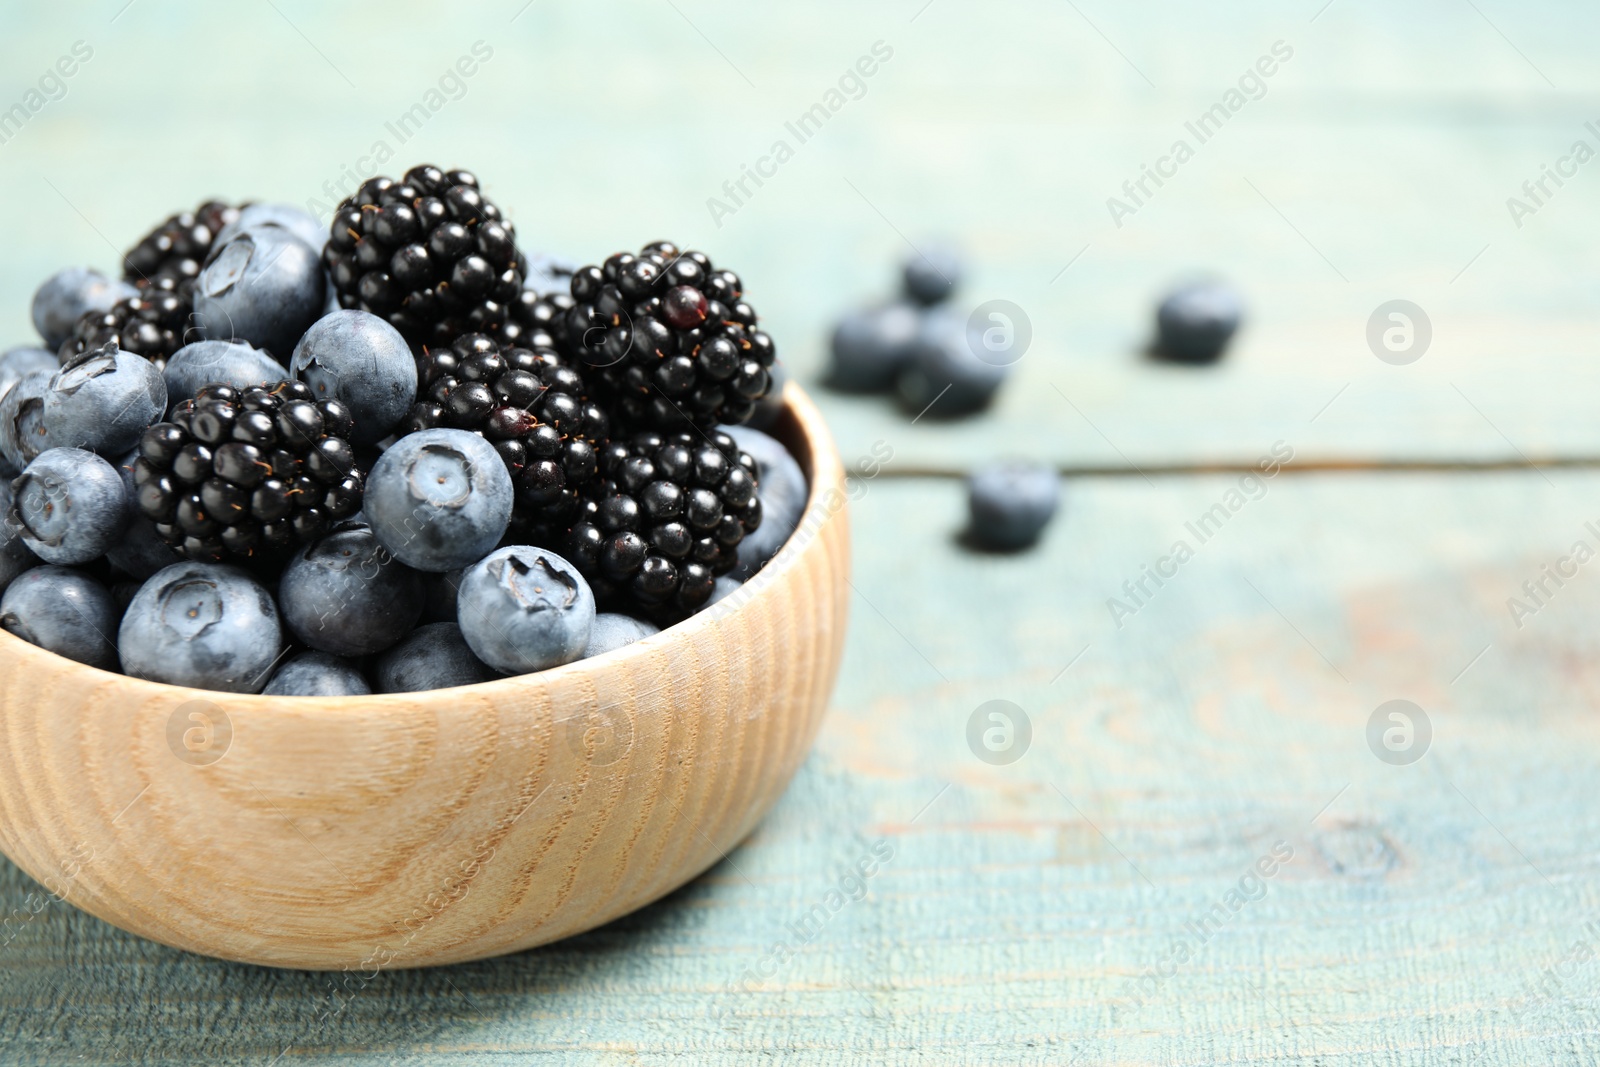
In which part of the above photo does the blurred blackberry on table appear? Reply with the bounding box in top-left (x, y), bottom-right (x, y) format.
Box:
top-left (122, 201), bottom-right (243, 295)
top-left (566, 241), bottom-right (775, 430)
top-left (404, 333), bottom-right (609, 534)
top-left (565, 429), bottom-right (762, 621)
top-left (323, 165), bottom-right (523, 349)
top-left (133, 381), bottom-right (364, 562)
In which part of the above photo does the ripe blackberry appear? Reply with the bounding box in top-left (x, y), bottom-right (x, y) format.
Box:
top-left (133, 381), bottom-right (364, 562)
top-left (565, 429), bottom-right (763, 620)
top-left (324, 165), bottom-right (524, 350)
top-left (122, 200), bottom-right (243, 295)
top-left (566, 241), bottom-right (776, 430)
top-left (403, 333), bottom-right (609, 532)
top-left (58, 278), bottom-right (193, 369)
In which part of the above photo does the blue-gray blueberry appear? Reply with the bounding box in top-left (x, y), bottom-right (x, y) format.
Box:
top-left (583, 612), bottom-right (659, 659)
top-left (364, 428), bottom-right (511, 572)
top-left (278, 521), bottom-right (424, 655)
top-left (373, 622), bottom-right (495, 693)
top-left (40, 344), bottom-right (166, 456)
top-left (163, 339), bottom-right (288, 403)
top-left (896, 307), bottom-right (1008, 417)
top-left (902, 243), bottom-right (964, 306)
top-left (0, 347), bottom-right (59, 402)
top-left (118, 561), bottom-right (283, 692)
top-left (828, 302), bottom-right (920, 392)
top-left (31, 267), bottom-right (138, 350)
top-left (457, 546), bottom-right (594, 674)
top-left (194, 227), bottom-right (326, 359)
top-left (0, 565), bottom-right (119, 670)
top-left (262, 650), bottom-right (371, 697)
top-left (722, 424), bottom-right (806, 581)
top-left (967, 460), bottom-right (1059, 550)
top-left (291, 311), bottom-right (417, 447)
top-left (0, 371), bottom-right (55, 471)
top-left (215, 204), bottom-right (328, 257)
top-left (12, 448), bottom-right (130, 565)
top-left (0, 480), bottom-right (37, 593)
top-left (1155, 280), bottom-right (1243, 364)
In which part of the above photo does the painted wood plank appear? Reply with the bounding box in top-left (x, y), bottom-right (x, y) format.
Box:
top-left (2, 471), bottom-right (1598, 1065)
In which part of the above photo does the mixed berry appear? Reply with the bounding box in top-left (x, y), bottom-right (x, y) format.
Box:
top-left (0, 164), bottom-right (807, 696)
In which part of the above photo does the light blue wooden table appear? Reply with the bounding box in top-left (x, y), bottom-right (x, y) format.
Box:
top-left (2, 1), bottom-right (1599, 1063)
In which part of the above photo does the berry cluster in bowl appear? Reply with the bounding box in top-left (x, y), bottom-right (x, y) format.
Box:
top-left (0, 165), bottom-right (807, 696)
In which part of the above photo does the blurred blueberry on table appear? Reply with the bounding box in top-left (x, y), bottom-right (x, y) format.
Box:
top-left (262, 650), bottom-right (371, 697)
top-left (194, 227), bottom-right (326, 360)
top-left (0, 371), bottom-right (56, 472)
top-left (31, 267), bottom-right (138, 350)
top-left (163, 340), bottom-right (288, 404)
top-left (118, 561), bottom-right (283, 692)
top-left (290, 310), bottom-right (417, 447)
top-left (583, 612), bottom-right (659, 659)
top-left (374, 622), bottom-right (495, 693)
top-left (0, 347), bottom-right (60, 401)
top-left (105, 449), bottom-right (181, 579)
top-left (365, 429), bottom-right (512, 572)
top-left (215, 203), bottom-right (328, 256)
top-left (457, 546), bottom-right (594, 674)
top-left (278, 521), bottom-right (424, 656)
top-left (896, 307), bottom-right (1009, 418)
top-left (827, 302), bottom-right (920, 392)
top-left (722, 424), bottom-right (807, 581)
top-left (966, 460), bottom-right (1060, 551)
top-left (0, 565), bottom-right (118, 670)
top-left (902, 242), bottom-right (965, 306)
top-left (40, 344), bottom-right (167, 456)
top-left (12, 448), bottom-right (130, 565)
top-left (1155, 280), bottom-right (1243, 364)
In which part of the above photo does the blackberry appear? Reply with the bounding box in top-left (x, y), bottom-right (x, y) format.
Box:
top-left (566, 241), bottom-right (776, 430)
top-left (58, 278), bottom-right (193, 369)
top-left (323, 165), bottom-right (524, 350)
top-left (565, 429), bottom-right (762, 620)
top-left (122, 200), bottom-right (243, 295)
top-left (133, 381), bottom-right (364, 562)
top-left (404, 333), bottom-right (609, 533)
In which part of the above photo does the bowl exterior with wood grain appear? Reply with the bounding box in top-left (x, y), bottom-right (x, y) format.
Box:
top-left (0, 384), bottom-right (849, 969)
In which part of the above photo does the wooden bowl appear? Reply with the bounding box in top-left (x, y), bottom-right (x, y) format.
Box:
top-left (0, 383), bottom-right (849, 970)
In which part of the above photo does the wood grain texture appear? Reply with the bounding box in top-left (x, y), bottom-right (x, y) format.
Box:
top-left (0, 385), bottom-right (848, 971)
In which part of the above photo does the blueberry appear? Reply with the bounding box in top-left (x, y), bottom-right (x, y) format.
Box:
top-left (0, 480), bottom-right (38, 594)
top-left (373, 622), bottom-right (495, 693)
top-left (457, 546), bottom-right (594, 674)
top-left (163, 340), bottom-right (289, 404)
top-left (706, 575), bottom-right (742, 607)
top-left (745, 358), bottom-right (788, 433)
top-left (828, 302), bottom-right (921, 392)
top-left (0, 565), bottom-right (118, 670)
top-left (896, 307), bottom-right (1009, 418)
top-left (215, 203), bottom-right (328, 257)
top-left (40, 345), bottom-right (166, 456)
top-left (31, 267), bottom-right (138, 350)
top-left (291, 311), bottom-right (417, 447)
top-left (0, 347), bottom-right (60, 401)
top-left (722, 424), bottom-right (807, 581)
top-left (583, 612), bottom-right (659, 658)
top-left (967, 460), bottom-right (1060, 550)
top-left (262, 650), bottom-right (371, 696)
top-left (902, 242), bottom-right (964, 306)
top-left (365, 429), bottom-right (512, 573)
top-left (278, 520), bottom-right (424, 655)
top-left (12, 448), bottom-right (130, 565)
top-left (118, 561), bottom-right (283, 692)
top-left (1156, 280), bottom-right (1243, 364)
top-left (0, 371), bottom-right (55, 471)
top-left (194, 227), bottom-right (326, 360)
top-left (104, 449), bottom-right (181, 579)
